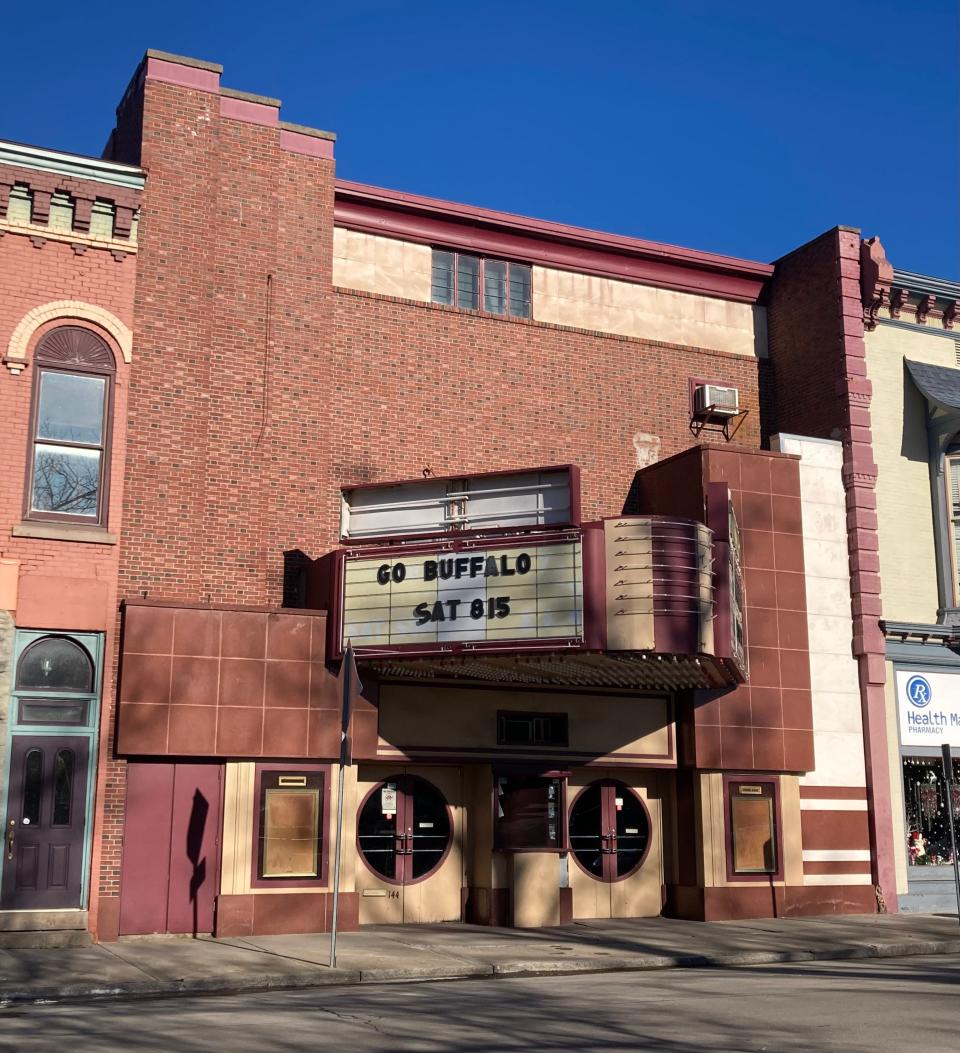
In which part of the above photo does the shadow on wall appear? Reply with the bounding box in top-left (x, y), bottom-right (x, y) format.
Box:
top-left (186, 788), bottom-right (209, 939)
top-left (900, 360), bottom-right (938, 464)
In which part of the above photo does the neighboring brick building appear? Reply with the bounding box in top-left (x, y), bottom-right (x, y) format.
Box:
top-left (0, 139), bottom-right (143, 940)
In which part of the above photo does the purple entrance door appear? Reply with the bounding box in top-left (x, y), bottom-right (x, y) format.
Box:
top-left (118, 762), bottom-right (222, 936)
top-left (2, 736), bottom-right (89, 910)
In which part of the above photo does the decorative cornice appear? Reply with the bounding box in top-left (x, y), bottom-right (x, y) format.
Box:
top-left (334, 180), bottom-right (773, 304)
top-left (860, 237), bottom-right (892, 331)
top-left (0, 139), bottom-right (144, 190)
top-left (881, 620), bottom-right (960, 644)
top-left (0, 164), bottom-right (139, 248)
top-left (865, 257), bottom-right (960, 331)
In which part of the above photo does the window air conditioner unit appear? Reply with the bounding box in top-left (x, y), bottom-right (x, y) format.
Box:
top-left (694, 384), bottom-right (740, 419)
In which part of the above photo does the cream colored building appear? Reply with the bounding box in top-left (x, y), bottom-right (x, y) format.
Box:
top-left (861, 245), bottom-right (960, 910)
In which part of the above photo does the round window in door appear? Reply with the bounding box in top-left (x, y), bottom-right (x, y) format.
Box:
top-left (569, 781), bottom-right (651, 881)
top-left (357, 776), bottom-right (452, 884)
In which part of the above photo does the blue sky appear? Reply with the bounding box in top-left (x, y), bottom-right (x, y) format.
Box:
top-left (3, 1), bottom-right (957, 277)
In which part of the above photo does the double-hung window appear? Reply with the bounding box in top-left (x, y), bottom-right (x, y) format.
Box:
top-left (431, 250), bottom-right (532, 318)
top-left (27, 326), bottom-right (115, 525)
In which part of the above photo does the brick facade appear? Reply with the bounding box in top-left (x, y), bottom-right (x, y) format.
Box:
top-left (0, 153), bottom-right (141, 936)
top-left (766, 227), bottom-right (897, 908)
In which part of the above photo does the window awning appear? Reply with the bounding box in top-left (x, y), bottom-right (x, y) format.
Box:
top-left (906, 359), bottom-right (960, 412)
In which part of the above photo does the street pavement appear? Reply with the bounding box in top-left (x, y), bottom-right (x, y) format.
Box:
top-left (0, 954), bottom-right (956, 1051)
top-left (2, 912), bottom-right (960, 1004)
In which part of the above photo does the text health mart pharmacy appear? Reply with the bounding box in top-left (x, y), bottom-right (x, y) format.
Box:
top-left (897, 670), bottom-right (960, 747)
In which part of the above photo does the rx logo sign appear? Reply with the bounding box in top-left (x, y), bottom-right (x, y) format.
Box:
top-left (905, 675), bottom-right (932, 708)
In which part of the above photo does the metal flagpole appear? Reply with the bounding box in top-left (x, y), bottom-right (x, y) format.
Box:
top-left (942, 744), bottom-right (960, 929)
top-left (330, 642), bottom-right (357, 968)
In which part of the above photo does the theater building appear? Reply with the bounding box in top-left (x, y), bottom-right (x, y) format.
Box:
top-left (2, 51), bottom-right (898, 941)
top-left (0, 139), bottom-right (142, 940)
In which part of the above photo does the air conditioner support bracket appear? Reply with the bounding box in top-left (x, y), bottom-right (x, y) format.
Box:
top-left (689, 407), bottom-right (750, 442)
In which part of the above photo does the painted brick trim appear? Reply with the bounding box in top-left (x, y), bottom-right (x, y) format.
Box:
top-left (7, 301), bottom-right (133, 366)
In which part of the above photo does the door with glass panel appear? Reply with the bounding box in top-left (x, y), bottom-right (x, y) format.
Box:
top-left (567, 776), bottom-right (661, 919)
top-left (2, 736), bottom-right (89, 909)
top-left (355, 767), bottom-right (462, 925)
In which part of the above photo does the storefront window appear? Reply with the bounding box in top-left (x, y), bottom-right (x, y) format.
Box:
top-left (903, 756), bottom-right (960, 866)
top-left (494, 773), bottom-right (563, 851)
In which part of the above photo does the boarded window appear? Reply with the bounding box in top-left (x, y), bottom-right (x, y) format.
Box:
top-left (729, 782), bottom-right (777, 875)
top-left (257, 772), bottom-right (324, 880)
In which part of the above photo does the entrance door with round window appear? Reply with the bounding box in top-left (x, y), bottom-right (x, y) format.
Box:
top-left (568, 778), bottom-right (659, 919)
top-left (355, 767), bottom-right (461, 925)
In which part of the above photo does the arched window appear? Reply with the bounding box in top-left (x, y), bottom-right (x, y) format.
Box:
top-left (26, 325), bottom-right (115, 525)
top-left (16, 636), bottom-right (95, 693)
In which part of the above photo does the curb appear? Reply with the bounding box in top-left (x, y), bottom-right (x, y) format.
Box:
top-left (2, 940), bottom-right (960, 1007)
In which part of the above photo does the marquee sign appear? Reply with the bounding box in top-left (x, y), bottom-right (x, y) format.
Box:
top-left (340, 540), bottom-right (583, 650)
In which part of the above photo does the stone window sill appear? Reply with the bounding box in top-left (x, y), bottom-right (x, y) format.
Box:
top-left (12, 521), bottom-right (117, 545)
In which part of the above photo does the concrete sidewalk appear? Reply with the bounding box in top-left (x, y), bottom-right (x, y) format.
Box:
top-left (2, 912), bottom-right (960, 1005)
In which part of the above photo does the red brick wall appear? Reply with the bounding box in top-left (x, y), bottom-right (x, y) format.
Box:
top-left (765, 228), bottom-right (850, 441)
top-left (0, 179), bottom-right (138, 939)
top-left (0, 231), bottom-right (135, 577)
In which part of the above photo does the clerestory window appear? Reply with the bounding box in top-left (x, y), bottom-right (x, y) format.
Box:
top-left (431, 249), bottom-right (532, 318)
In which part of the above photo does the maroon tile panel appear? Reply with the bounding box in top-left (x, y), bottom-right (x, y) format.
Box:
top-left (172, 608), bottom-right (222, 657)
top-left (749, 687), bottom-right (784, 730)
top-left (741, 491), bottom-right (773, 532)
top-left (719, 725), bottom-right (754, 769)
top-left (783, 729), bottom-right (816, 772)
top-left (752, 728), bottom-right (785, 771)
top-left (267, 613), bottom-right (312, 662)
top-left (742, 529), bottom-right (775, 570)
top-left (221, 611), bottom-right (267, 660)
top-left (215, 894), bottom-right (255, 937)
top-left (219, 659), bottom-right (266, 708)
top-left (739, 454), bottom-right (772, 494)
top-left (170, 657), bottom-right (219, 706)
top-left (119, 653), bottom-right (172, 706)
top-left (167, 705), bottom-right (218, 754)
top-left (116, 703), bottom-right (169, 754)
top-left (773, 532), bottom-right (805, 573)
top-left (215, 707), bottom-right (265, 755)
top-left (263, 709), bottom-right (310, 757)
top-left (772, 495), bottom-right (803, 534)
top-left (745, 570), bottom-right (777, 610)
top-left (118, 603), bottom-right (329, 758)
top-left (777, 610), bottom-right (808, 651)
top-left (123, 606), bottom-right (174, 655)
top-left (770, 456), bottom-right (801, 498)
top-left (265, 660), bottom-right (310, 709)
top-left (691, 447), bottom-right (813, 774)
top-left (308, 708), bottom-right (340, 759)
top-left (718, 690), bottom-right (752, 728)
top-left (781, 688), bottom-right (814, 730)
